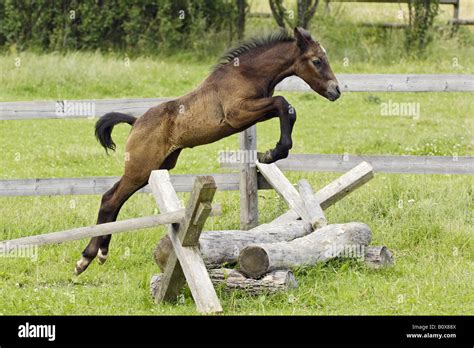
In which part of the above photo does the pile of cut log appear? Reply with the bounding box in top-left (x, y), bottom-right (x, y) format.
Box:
top-left (151, 161), bottom-right (393, 297)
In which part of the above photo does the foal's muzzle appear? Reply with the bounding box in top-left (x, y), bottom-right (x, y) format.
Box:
top-left (326, 82), bottom-right (341, 101)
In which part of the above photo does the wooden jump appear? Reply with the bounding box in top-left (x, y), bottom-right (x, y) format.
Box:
top-left (153, 161), bottom-right (374, 270)
top-left (152, 160), bottom-right (393, 307)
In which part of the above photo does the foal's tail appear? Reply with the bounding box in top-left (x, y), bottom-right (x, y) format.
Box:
top-left (95, 112), bottom-right (137, 152)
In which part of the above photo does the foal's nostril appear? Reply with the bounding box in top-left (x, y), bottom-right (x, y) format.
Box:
top-left (335, 85), bottom-right (341, 95)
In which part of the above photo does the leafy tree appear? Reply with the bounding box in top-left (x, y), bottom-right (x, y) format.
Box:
top-left (0, 0), bottom-right (241, 53)
top-left (405, 0), bottom-right (440, 53)
top-left (269, 0), bottom-right (319, 29)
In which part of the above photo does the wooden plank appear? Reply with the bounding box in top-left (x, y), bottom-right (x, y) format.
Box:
top-left (2, 153), bottom-right (471, 198)
top-left (272, 161), bottom-right (374, 222)
top-left (361, 23), bottom-right (406, 28)
top-left (255, 161), bottom-right (311, 223)
top-left (315, 161), bottom-right (374, 210)
top-left (221, 154), bottom-right (474, 175)
top-left (297, 179), bottom-right (327, 229)
top-left (166, 176), bottom-right (221, 313)
top-left (276, 74), bottom-right (474, 92)
top-left (449, 19), bottom-right (474, 25)
top-left (1, 74), bottom-right (472, 120)
top-left (0, 173), bottom-right (243, 196)
top-left (179, 178), bottom-right (216, 246)
top-left (0, 211), bottom-right (185, 253)
top-left (168, 230), bottom-right (222, 313)
top-left (248, 12), bottom-right (272, 18)
top-left (150, 173), bottom-right (222, 313)
top-left (329, 0), bottom-right (458, 4)
top-left (239, 126), bottom-right (259, 230)
top-left (148, 171), bottom-right (184, 213)
top-left (148, 170), bottom-right (187, 304)
top-left (0, 98), bottom-right (172, 120)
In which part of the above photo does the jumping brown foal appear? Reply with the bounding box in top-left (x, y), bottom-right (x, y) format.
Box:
top-left (75, 27), bottom-right (340, 275)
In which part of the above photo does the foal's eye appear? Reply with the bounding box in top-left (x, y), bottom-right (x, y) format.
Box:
top-left (312, 59), bottom-right (322, 69)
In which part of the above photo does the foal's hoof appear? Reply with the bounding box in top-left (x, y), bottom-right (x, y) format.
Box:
top-left (74, 257), bottom-right (89, 276)
top-left (257, 151), bottom-right (273, 164)
top-left (97, 249), bottom-right (108, 265)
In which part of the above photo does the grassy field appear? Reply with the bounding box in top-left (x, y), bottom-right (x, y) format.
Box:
top-left (0, 6), bottom-right (473, 315)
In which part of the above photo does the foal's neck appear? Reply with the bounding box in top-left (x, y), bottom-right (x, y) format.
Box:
top-left (244, 41), bottom-right (298, 96)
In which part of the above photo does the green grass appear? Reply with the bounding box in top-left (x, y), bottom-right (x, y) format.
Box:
top-left (0, 50), bottom-right (473, 315)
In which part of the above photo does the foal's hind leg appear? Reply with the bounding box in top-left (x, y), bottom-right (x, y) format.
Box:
top-left (74, 147), bottom-right (183, 275)
top-left (97, 148), bottom-right (183, 265)
top-left (75, 175), bottom-right (147, 275)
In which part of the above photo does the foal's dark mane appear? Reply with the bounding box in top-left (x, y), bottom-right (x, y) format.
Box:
top-left (214, 30), bottom-right (295, 70)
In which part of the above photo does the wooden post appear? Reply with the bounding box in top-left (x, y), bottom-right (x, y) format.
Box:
top-left (149, 171), bottom-right (222, 313)
top-left (453, 0), bottom-right (459, 21)
top-left (240, 126), bottom-right (258, 230)
top-left (325, 0), bottom-right (330, 14)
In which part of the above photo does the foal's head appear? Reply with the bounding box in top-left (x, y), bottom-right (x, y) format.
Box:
top-left (292, 27), bottom-right (340, 101)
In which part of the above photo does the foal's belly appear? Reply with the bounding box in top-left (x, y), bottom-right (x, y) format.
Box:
top-left (172, 110), bottom-right (237, 148)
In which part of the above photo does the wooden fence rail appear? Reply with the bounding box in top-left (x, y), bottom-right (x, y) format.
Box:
top-left (1, 74), bottom-right (473, 120)
top-left (0, 173), bottom-right (271, 196)
top-left (221, 154), bottom-right (474, 175)
top-left (0, 154), bottom-right (472, 197)
top-left (276, 74), bottom-right (474, 93)
top-left (329, 0), bottom-right (458, 4)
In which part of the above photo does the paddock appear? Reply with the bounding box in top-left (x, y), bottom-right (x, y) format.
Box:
top-left (0, 73), bottom-right (472, 314)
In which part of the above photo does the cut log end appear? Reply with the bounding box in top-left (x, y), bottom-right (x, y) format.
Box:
top-left (364, 246), bottom-right (394, 269)
top-left (238, 245), bottom-right (270, 279)
top-left (238, 222), bottom-right (373, 279)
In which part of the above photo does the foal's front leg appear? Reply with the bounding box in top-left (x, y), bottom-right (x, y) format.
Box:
top-left (256, 96), bottom-right (297, 164)
top-left (228, 96), bottom-right (296, 163)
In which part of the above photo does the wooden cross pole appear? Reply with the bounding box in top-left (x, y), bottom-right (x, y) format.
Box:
top-left (148, 170), bottom-right (222, 314)
top-left (258, 161), bottom-right (374, 224)
top-left (256, 161), bottom-right (375, 228)
top-left (297, 179), bottom-right (327, 229)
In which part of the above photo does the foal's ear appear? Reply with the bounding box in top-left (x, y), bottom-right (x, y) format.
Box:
top-left (294, 27), bottom-right (312, 52)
